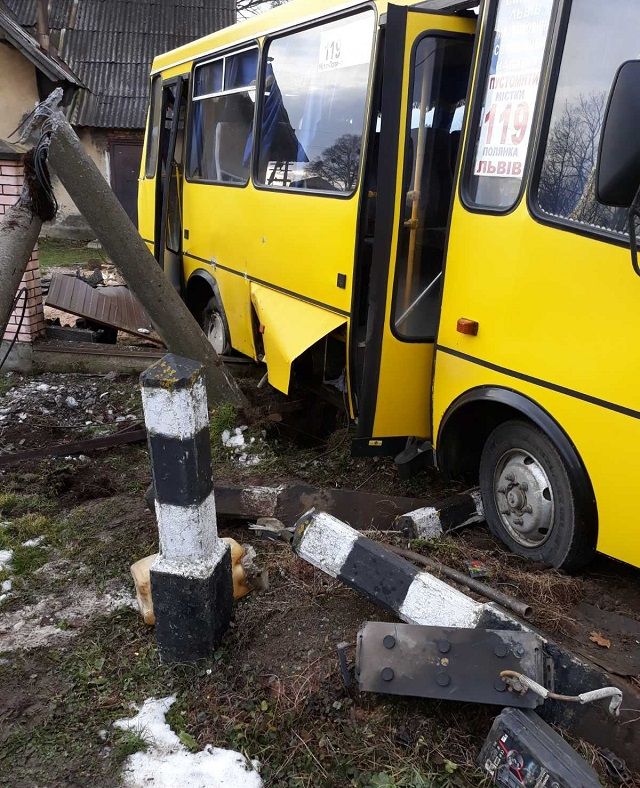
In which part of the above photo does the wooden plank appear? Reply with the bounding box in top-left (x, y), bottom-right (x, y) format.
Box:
top-left (0, 428), bottom-right (147, 467)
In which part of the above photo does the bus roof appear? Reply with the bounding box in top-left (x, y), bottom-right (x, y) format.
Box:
top-left (151, 0), bottom-right (422, 75)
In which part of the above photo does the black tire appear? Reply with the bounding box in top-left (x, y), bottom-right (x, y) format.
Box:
top-left (201, 296), bottom-right (230, 356)
top-left (479, 419), bottom-right (596, 571)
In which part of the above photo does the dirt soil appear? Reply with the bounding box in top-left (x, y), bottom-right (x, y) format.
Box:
top-left (0, 370), bottom-right (637, 787)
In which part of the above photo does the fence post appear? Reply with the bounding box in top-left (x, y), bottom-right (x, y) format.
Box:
top-left (140, 353), bottom-right (233, 662)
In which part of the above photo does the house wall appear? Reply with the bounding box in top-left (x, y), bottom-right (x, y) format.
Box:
top-left (0, 41), bottom-right (39, 140)
top-left (46, 127), bottom-right (112, 239)
top-left (0, 154), bottom-right (45, 372)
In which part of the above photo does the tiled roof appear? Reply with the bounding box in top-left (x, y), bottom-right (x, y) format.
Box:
top-left (2, 0), bottom-right (235, 129)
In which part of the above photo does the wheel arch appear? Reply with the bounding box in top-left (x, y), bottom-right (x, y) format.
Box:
top-left (185, 269), bottom-right (222, 318)
top-left (436, 386), bottom-right (598, 528)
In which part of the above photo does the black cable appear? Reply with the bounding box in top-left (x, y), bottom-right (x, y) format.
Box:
top-left (0, 288), bottom-right (29, 372)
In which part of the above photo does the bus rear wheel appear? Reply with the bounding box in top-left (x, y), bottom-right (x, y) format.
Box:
top-left (479, 419), bottom-right (595, 571)
top-left (202, 296), bottom-right (230, 356)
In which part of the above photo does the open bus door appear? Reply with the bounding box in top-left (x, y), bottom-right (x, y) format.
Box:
top-left (354, 4), bottom-right (475, 455)
top-left (154, 77), bottom-right (188, 291)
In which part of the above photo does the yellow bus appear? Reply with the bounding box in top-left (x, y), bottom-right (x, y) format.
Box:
top-left (139, 0), bottom-right (640, 572)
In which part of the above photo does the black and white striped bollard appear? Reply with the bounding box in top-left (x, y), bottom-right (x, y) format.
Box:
top-left (140, 354), bottom-right (233, 663)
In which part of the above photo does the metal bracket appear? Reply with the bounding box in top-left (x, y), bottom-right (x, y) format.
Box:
top-left (356, 622), bottom-right (548, 708)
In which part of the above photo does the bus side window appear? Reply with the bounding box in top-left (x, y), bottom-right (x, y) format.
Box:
top-left (187, 48), bottom-right (258, 184)
top-left (392, 36), bottom-right (473, 341)
top-left (255, 11), bottom-right (375, 194)
top-left (535, 0), bottom-right (637, 238)
top-left (145, 75), bottom-right (163, 178)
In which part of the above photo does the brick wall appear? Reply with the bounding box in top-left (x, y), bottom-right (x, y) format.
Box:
top-left (1, 158), bottom-right (45, 344)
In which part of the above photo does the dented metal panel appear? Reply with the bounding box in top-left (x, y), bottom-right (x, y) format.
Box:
top-left (46, 273), bottom-right (156, 338)
top-left (356, 622), bottom-right (548, 708)
top-left (250, 284), bottom-right (347, 394)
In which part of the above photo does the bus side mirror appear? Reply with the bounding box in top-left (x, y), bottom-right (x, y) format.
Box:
top-left (596, 60), bottom-right (640, 207)
top-left (597, 60), bottom-right (640, 277)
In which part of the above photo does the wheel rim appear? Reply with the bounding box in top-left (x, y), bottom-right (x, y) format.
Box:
top-left (492, 447), bottom-right (555, 548)
top-left (205, 311), bottom-right (226, 355)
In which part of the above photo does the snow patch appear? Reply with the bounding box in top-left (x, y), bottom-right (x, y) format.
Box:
top-left (115, 696), bottom-right (263, 788)
top-left (21, 536), bottom-right (45, 548)
top-left (0, 587), bottom-right (135, 651)
top-left (221, 426), bottom-right (263, 467)
top-left (0, 550), bottom-right (13, 571)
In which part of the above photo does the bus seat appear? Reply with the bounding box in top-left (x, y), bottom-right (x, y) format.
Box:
top-left (215, 121), bottom-right (250, 182)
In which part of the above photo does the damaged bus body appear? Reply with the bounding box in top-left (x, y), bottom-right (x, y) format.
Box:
top-left (140, 0), bottom-right (640, 572)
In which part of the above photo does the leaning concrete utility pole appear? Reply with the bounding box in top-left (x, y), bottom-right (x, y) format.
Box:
top-left (30, 89), bottom-right (247, 407)
top-left (0, 194), bottom-right (41, 336)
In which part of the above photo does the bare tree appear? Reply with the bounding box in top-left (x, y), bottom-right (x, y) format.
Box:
top-left (307, 134), bottom-right (361, 192)
top-left (538, 91), bottom-right (627, 232)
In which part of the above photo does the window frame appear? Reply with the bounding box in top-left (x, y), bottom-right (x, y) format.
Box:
top-left (390, 30), bottom-right (476, 344)
top-left (185, 41), bottom-right (261, 188)
top-left (251, 4), bottom-right (378, 200)
top-left (528, 0), bottom-right (632, 249)
top-left (460, 0), bottom-right (558, 216)
top-left (144, 75), bottom-right (163, 179)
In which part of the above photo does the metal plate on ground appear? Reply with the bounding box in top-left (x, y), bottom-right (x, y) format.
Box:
top-left (46, 274), bottom-right (158, 339)
top-left (356, 622), bottom-right (547, 708)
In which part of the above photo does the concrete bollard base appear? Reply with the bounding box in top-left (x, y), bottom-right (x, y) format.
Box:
top-left (151, 545), bottom-right (233, 663)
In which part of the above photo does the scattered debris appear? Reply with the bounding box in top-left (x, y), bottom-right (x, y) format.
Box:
top-left (130, 554), bottom-right (157, 626)
top-left (356, 622), bottom-right (545, 708)
top-left (113, 696), bottom-right (263, 788)
top-left (221, 426), bottom-right (263, 466)
top-left (479, 708), bottom-right (601, 787)
top-left (46, 272), bottom-right (159, 341)
top-left (0, 425), bottom-right (146, 467)
top-left (467, 559), bottom-right (491, 579)
top-left (590, 631), bottom-right (612, 649)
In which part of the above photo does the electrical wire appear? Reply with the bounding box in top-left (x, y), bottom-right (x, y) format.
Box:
top-left (499, 669), bottom-right (623, 717)
top-left (0, 288), bottom-right (28, 372)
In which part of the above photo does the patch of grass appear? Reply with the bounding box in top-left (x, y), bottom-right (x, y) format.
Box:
top-left (0, 492), bottom-right (57, 517)
top-left (112, 728), bottom-right (149, 762)
top-left (210, 402), bottom-right (237, 442)
top-left (38, 238), bottom-right (103, 272)
top-left (0, 373), bottom-right (15, 397)
top-left (10, 544), bottom-right (49, 575)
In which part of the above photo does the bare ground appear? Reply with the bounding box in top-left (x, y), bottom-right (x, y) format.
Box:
top-left (0, 369), bottom-right (637, 787)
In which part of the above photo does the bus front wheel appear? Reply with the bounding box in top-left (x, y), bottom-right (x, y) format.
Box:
top-left (202, 296), bottom-right (230, 357)
top-left (479, 419), bottom-right (595, 571)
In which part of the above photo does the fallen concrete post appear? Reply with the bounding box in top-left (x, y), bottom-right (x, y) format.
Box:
top-left (141, 354), bottom-right (233, 663)
top-left (396, 488), bottom-right (484, 540)
top-left (292, 509), bottom-right (640, 770)
top-left (211, 482), bottom-right (435, 531)
top-left (292, 509), bottom-right (509, 629)
top-left (30, 89), bottom-right (246, 408)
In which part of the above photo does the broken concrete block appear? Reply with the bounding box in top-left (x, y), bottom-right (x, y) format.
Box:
top-left (397, 488), bottom-right (484, 540)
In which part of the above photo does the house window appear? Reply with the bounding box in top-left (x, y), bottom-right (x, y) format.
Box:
top-left (188, 47), bottom-right (259, 184)
top-left (256, 11), bottom-right (375, 194)
top-left (534, 0), bottom-right (638, 237)
top-left (145, 76), bottom-right (162, 178)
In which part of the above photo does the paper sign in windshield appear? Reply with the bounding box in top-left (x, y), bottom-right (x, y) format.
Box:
top-left (474, 0), bottom-right (553, 179)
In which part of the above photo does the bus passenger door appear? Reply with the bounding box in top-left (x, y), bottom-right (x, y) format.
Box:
top-left (356, 5), bottom-right (475, 451)
top-left (155, 77), bottom-right (188, 290)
